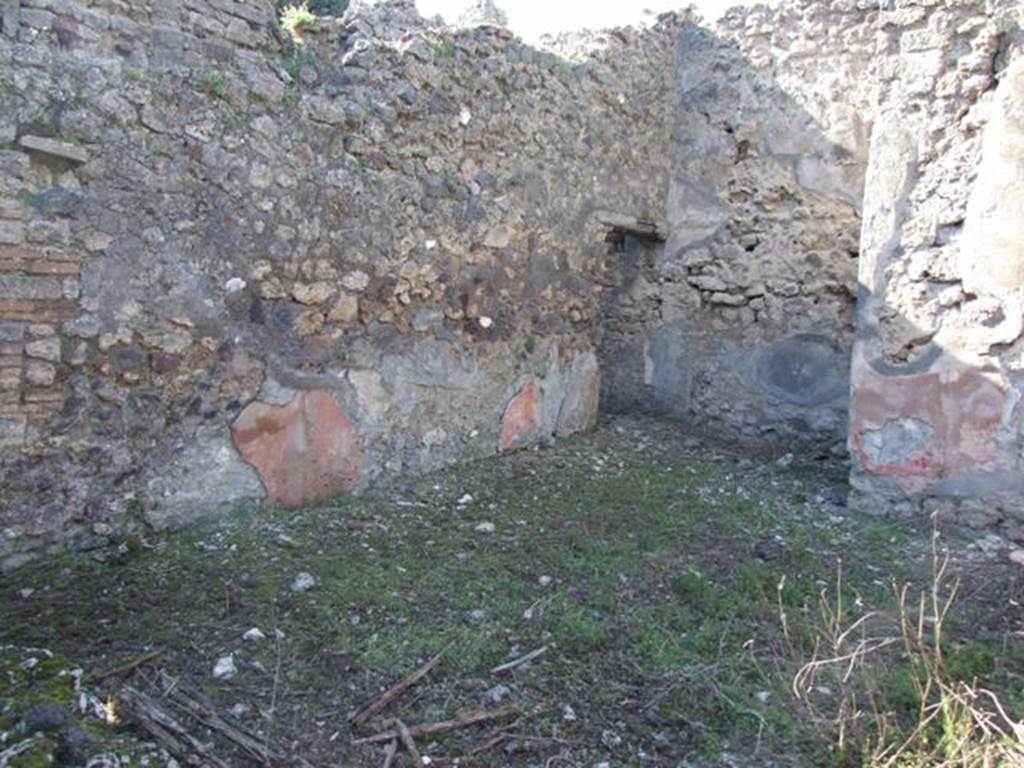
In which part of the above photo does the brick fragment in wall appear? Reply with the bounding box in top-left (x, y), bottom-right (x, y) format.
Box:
top-left (24, 389), bottom-right (65, 404)
top-left (0, 300), bottom-right (67, 323)
top-left (0, 198), bottom-right (25, 219)
top-left (24, 260), bottom-right (80, 275)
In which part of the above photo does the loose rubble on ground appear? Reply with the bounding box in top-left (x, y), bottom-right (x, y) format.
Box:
top-left (3, 416), bottom-right (1022, 766)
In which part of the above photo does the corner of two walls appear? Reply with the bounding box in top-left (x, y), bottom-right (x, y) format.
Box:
top-left (601, 1), bottom-right (875, 452)
top-left (611, 0), bottom-right (1024, 545)
top-left (5, 0), bottom-right (1022, 565)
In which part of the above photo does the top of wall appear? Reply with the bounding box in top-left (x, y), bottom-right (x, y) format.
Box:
top-left (2, 0), bottom-right (282, 64)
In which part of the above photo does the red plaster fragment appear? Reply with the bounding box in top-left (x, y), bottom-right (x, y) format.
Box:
top-left (232, 389), bottom-right (363, 507)
top-left (850, 361), bottom-right (1006, 491)
top-left (499, 380), bottom-right (539, 452)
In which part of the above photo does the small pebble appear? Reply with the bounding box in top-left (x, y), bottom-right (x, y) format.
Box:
top-left (486, 684), bottom-right (511, 704)
top-left (601, 729), bottom-right (622, 747)
top-left (23, 702), bottom-right (71, 733)
top-left (291, 572), bottom-right (317, 592)
top-left (213, 655), bottom-right (237, 681)
top-left (474, 522), bottom-right (495, 534)
top-left (242, 628), bottom-right (266, 642)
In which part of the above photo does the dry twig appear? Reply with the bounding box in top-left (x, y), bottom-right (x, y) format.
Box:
top-left (349, 644), bottom-right (451, 726)
top-left (353, 705), bottom-right (519, 745)
top-left (93, 649), bottom-right (165, 682)
top-left (491, 645), bottom-right (549, 674)
top-left (119, 685), bottom-right (230, 768)
top-left (394, 719), bottom-right (423, 764)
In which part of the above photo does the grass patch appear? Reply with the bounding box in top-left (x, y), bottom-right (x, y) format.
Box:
top-left (197, 70), bottom-right (228, 99)
top-left (280, 2), bottom-right (317, 42)
top-left (0, 417), bottom-right (1019, 767)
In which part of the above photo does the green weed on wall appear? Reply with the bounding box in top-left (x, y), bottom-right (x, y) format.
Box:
top-left (276, 0), bottom-right (349, 15)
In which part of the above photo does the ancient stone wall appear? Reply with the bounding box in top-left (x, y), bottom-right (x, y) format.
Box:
top-left (3, 0), bottom-right (1023, 568)
top-left (0, 0), bottom-right (680, 568)
top-left (850, 0), bottom-right (1024, 540)
top-left (600, 0), bottom-right (875, 450)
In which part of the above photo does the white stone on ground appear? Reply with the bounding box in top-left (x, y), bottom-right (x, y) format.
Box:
top-left (291, 572), bottom-right (317, 592)
top-left (485, 684), bottom-right (511, 704)
top-left (212, 655), bottom-right (236, 681)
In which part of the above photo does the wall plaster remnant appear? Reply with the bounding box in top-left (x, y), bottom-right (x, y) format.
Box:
top-left (1, 0), bottom-right (1023, 569)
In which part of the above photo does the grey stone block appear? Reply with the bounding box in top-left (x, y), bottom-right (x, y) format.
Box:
top-left (18, 135), bottom-right (89, 164)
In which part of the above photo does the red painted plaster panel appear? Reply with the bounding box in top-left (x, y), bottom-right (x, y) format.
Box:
top-left (499, 381), bottom-right (539, 452)
top-left (232, 390), bottom-right (362, 507)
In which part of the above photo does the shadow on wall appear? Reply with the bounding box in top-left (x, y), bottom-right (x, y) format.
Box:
top-left (848, 50), bottom-right (1024, 540)
top-left (598, 20), bottom-right (867, 453)
top-left (0, 0), bottom-right (680, 567)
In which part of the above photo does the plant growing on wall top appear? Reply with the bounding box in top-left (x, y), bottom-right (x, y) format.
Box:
top-left (280, 3), bottom-right (317, 43)
top-left (276, 0), bottom-right (347, 14)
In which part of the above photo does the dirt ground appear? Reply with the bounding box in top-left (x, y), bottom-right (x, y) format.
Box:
top-left (2, 415), bottom-right (1023, 767)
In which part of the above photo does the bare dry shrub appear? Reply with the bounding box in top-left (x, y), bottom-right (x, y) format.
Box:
top-left (782, 531), bottom-right (1024, 767)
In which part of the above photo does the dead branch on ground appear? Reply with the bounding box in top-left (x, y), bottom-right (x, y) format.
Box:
top-left (352, 705), bottom-right (519, 745)
top-left (349, 644), bottom-right (450, 727)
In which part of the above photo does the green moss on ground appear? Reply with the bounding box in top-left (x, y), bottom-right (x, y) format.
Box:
top-left (1, 416), bottom-right (1020, 767)
top-left (0, 646), bottom-right (164, 766)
